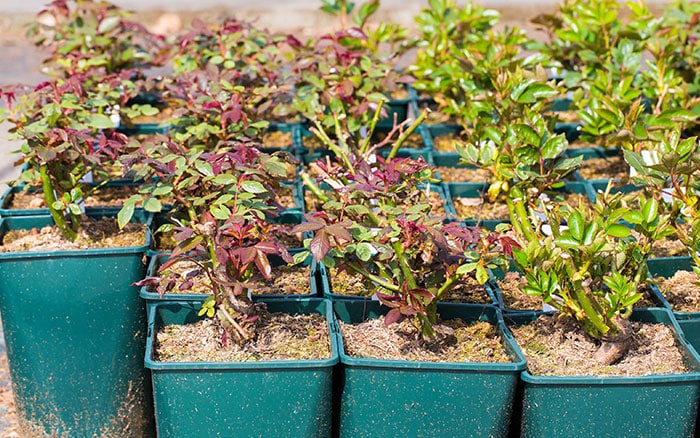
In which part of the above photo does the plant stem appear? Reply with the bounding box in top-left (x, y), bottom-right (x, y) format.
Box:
top-left (40, 164), bottom-right (77, 241)
top-left (392, 241), bottom-right (418, 289)
top-left (346, 263), bottom-right (401, 293)
top-left (300, 172), bottom-right (330, 203)
top-left (359, 100), bottom-right (386, 155)
top-left (387, 111), bottom-right (427, 161)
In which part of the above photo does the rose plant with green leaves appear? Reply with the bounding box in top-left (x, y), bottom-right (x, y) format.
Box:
top-left (508, 184), bottom-right (673, 364)
top-left (296, 116), bottom-right (513, 337)
top-left (0, 73), bottom-right (140, 240)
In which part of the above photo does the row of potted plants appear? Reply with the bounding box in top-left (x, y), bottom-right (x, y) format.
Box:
top-left (1, 0), bottom-right (700, 436)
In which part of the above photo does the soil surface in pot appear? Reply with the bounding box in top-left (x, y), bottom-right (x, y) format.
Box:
top-left (329, 268), bottom-right (371, 297)
top-left (650, 234), bottom-right (688, 258)
top-left (498, 272), bottom-right (658, 311)
top-left (340, 317), bottom-right (510, 362)
top-left (453, 191), bottom-right (589, 221)
top-left (432, 132), bottom-right (465, 153)
top-left (497, 271), bottom-right (543, 311)
top-left (442, 276), bottom-right (492, 304)
top-left (510, 314), bottom-right (687, 376)
top-left (276, 186), bottom-right (297, 209)
top-left (453, 196), bottom-right (510, 221)
top-left (437, 166), bottom-right (490, 183)
top-left (154, 259), bottom-right (312, 296)
top-left (655, 270), bottom-right (700, 313)
top-left (0, 217), bottom-right (146, 252)
top-left (578, 155), bottom-right (628, 181)
top-left (155, 305), bottom-right (331, 362)
top-left (262, 130), bottom-right (293, 148)
top-left (7, 185), bottom-right (140, 209)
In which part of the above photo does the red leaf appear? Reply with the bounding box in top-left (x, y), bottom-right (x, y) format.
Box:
top-left (309, 231), bottom-right (331, 261)
top-left (384, 308), bottom-right (402, 326)
top-left (237, 247), bottom-right (257, 267)
top-left (254, 250), bottom-right (272, 280)
top-left (408, 288), bottom-right (434, 300)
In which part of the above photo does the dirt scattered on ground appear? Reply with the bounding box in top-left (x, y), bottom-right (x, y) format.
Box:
top-left (655, 270), bottom-right (700, 313)
top-left (509, 313), bottom-right (688, 376)
top-left (155, 306), bottom-right (331, 362)
top-left (0, 217), bottom-right (146, 252)
top-left (341, 316), bottom-right (510, 363)
top-left (0, 354), bottom-right (18, 437)
top-left (329, 268), bottom-right (371, 297)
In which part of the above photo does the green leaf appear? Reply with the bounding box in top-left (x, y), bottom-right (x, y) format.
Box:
top-left (556, 236), bottom-right (581, 249)
top-left (212, 174), bottom-right (237, 185)
top-left (606, 224), bottom-right (631, 238)
top-left (356, 242), bottom-right (374, 262)
top-left (568, 210), bottom-right (584, 242)
top-left (117, 201), bottom-right (135, 229)
top-left (97, 16), bottom-right (120, 34)
top-left (582, 221), bottom-right (600, 245)
top-left (85, 114), bottom-right (114, 129)
top-left (642, 198), bottom-right (658, 224)
top-left (456, 262), bottom-right (477, 275)
top-left (211, 204), bottom-right (231, 220)
top-left (514, 124), bottom-right (540, 146)
top-left (623, 210), bottom-right (643, 224)
top-left (475, 265), bottom-right (489, 284)
top-left (263, 159), bottom-right (289, 177)
top-left (623, 149), bottom-right (647, 175)
top-left (240, 180), bottom-right (267, 194)
top-left (541, 135), bottom-right (568, 160)
top-left (143, 198), bottom-right (162, 212)
top-left (194, 160), bottom-right (214, 177)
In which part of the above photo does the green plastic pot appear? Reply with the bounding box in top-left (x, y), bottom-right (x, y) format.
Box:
top-left (334, 300), bottom-right (526, 437)
top-left (145, 298), bottom-right (339, 437)
top-left (0, 212), bottom-right (154, 436)
top-left (506, 308), bottom-right (700, 437)
top-left (647, 257), bottom-right (700, 355)
top-left (117, 122), bottom-right (171, 136)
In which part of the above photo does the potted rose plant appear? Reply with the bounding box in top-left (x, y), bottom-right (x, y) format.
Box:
top-left (296, 111), bottom-right (525, 436)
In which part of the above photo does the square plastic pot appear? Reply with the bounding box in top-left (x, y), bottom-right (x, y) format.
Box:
top-left (506, 308), bottom-right (700, 437)
top-left (0, 212), bottom-right (154, 436)
top-left (145, 298), bottom-right (339, 437)
top-left (334, 300), bottom-right (526, 437)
